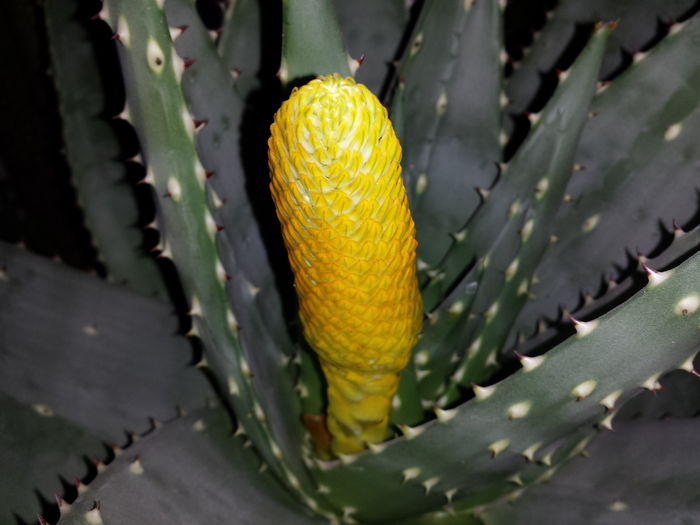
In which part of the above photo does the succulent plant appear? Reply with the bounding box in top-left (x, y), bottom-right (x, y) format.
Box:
top-left (1, 0), bottom-right (699, 524)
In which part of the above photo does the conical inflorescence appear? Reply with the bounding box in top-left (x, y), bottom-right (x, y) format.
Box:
top-left (268, 75), bottom-right (423, 454)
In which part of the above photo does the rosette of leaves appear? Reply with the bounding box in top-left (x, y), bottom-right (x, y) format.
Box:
top-left (1, 0), bottom-right (699, 524)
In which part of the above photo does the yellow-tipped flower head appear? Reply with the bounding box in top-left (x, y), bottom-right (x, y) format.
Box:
top-left (268, 75), bottom-right (422, 454)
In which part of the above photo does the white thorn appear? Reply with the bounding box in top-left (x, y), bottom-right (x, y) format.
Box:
top-left (664, 122), bottom-right (683, 141)
top-left (485, 351), bottom-right (499, 368)
top-left (416, 368), bottom-right (431, 381)
top-left (146, 38), bottom-right (165, 73)
top-left (342, 506), bottom-right (357, 521)
top-left (571, 317), bottom-right (598, 338)
top-left (534, 176), bottom-right (549, 198)
top-left (116, 15), bottom-right (131, 47)
top-left (517, 353), bottom-right (545, 372)
top-left (522, 442), bottom-right (542, 462)
top-left (402, 467), bottom-right (421, 482)
top-left (581, 213), bottom-right (601, 233)
top-left (436, 91), bottom-right (448, 115)
top-left (416, 174), bottom-right (428, 195)
top-left (129, 457), bottom-right (144, 475)
top-left (641, 372), bottom-right (662, 391)
top-left (447, 300), bottom-right (465, 315)
top-left (85, 506), bottom-right (104, 525)
top-left (609, 501), bottom-right (629, 512)
top-left (167, 176), bottom-right (182, 201)
top-left (422, 477), bottom-right (440, 494)
top-left (337, 453), bottom-right (357, 465)
top-left (571, 379), bottom-right (597, 400)
top-left (190, 296), bottom-right (202, 316)
top-left (506, 400), bottom-right (532, 420)
top-left (399, 424), bottom-right (425, 440)
top-left (507, 472), bottom-right (524, 486)
top-left (367, 441), bottom-right (388, 454)
top-left (414, 351), bottom-right (429, 366)
top-left (600, 411), bottom-right (615, 431)
top-left (521, 218), bottom-right (535, 242)
top-left (467, 337), bottom-right (482, 358)
top-left (679, 354), bottom-right (698, 374)
top-left (228, 377), bottom-right (240, 396)
top-left (642, 262), bottom-right (671, 287)
top-left (32, 404), bottom-right (53, 417)
top-left (600, 389), bottom-right (622, 411)
top-left (505, 258), bottom-right (519, 280)
top-left (540, 450), bottom-right (554, 466)
top-left (674, 294), bottom-right (699, 316)
top-left (434, 407), bottom-right (458, 423)
top-left (472, 383), bottom-right (496, 400)
top-left (488, 439), bottom-right (510, 457)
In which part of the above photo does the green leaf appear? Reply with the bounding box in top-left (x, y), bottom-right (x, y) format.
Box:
top-left (0, 243), bottom-right (210, 522)
top-left (481, 417), bottom-right (700, 525)
top-left (0, 393), bottom-right (106, 525)
top-left (452, 22), bottom-right (611, 386)
top-left (218, 0), bottom-right (266, 100)
top-left (163, 0), bottom-right (327, 509)
top-left (391, 0), bottom-right (503, 272)
top-left (281, 0), bottom-right (351, 85)
top-left (505, 0), bottom-right (697, 114)
top-left (57, 406), bottom-right (327, 525)
top-left (513, 14), bottom-right (700, 342)
top-left (102, 0), bottom-right (284, 483)
top-left (44, 0), bottom-right (168, 298)
top-left (333, 0), bottom-right (409, 96)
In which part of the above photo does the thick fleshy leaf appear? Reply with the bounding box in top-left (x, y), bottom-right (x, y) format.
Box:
top-left (512, 14), bottom-right (700, 341)
top-left (0, 243), bottom-right (209, 440)
top-left (217, 0), bottom-right (267, 100)
top-left (0, 243), bottom-right (210, 523)
top-left (333, 0), bottom-right (409, 96)
top-left (102, 0), bottom-right (294, 488)
top-left (164, 0), bottom-right (324, 506)
top-left (505, 0), bottom-right (698, 114)
top-left (481, 417), bottom-right (700, 525)
top-left (281, 0), bottom-right (351, 85)
top-left (0, 393), bottom-right (107, 525)
top-left (44, 0), bottom-right (168, 298)
top-left (57, 406), bottom-right (327, 525)
top-left (391, 0), bottom-right (503, 270)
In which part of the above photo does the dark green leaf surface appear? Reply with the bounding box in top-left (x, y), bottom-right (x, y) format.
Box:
top-left (451, 23), bottom-right (610, 387)
top-left (0, 394), bottom-right (106, 525)
top-left (505, 0), bottom-right (698, 114)
top-left (481, 417), bottom-right (700, 525)
top-left (0, 243), bottom-right (209, 440)
top-left (218, 0), bottom-right (265, 100)
top-left (57, 406), bottom-right (325, 525)
top-left (333, 0), bottom-right (408, 96)
top-left (419, 21), bottom-right (609, 321)
top-left (44, 0), bottom-right (168, 298)
top-left (281, 0), bottom-right (351, 85)
top-left (102, 0), bottom-right (289, 485)
top-left (0, 243), bottom-right (210, 523)
top-left (512, 15), bottom-right (700, 342)
top-left (392, 0), bottom-right (503, 271)
top-left (164, 0), bottom-right (325, 507)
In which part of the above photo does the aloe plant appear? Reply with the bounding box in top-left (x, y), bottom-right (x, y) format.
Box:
top-left (2, 0), bottom-right (699, 523)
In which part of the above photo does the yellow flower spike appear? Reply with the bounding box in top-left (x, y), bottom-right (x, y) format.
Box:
top-left (268, 75), bottom-right (423, 455)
